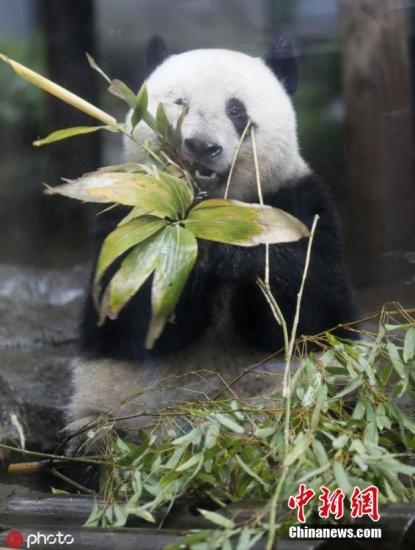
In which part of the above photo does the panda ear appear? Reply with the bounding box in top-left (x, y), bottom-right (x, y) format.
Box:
top-left (264, 35), bottom-right (298, 95)
top-left (145, 35), bottom-right (169, 76)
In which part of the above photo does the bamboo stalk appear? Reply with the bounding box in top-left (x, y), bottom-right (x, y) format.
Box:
top-left (0, 54), bottom-right (117, 126)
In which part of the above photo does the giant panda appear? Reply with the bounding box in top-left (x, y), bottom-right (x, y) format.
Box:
top-left (66, 36), bottom-right (357, 444)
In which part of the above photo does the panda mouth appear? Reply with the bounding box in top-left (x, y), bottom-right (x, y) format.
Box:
top-left (193, 166), bottom-right (227, 187)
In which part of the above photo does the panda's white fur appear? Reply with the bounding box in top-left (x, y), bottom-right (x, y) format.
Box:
top-left (66, 41), bottom-right (355, 447)
top-left (68, 316), bottom-right (284, 441)
top-left (124, 49), bottom-right (310, 200)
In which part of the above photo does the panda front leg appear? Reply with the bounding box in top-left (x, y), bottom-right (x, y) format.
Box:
top-left (66, 357), bottom-right (160, 452)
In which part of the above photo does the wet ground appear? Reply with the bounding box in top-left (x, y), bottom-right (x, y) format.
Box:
top-left (0, 264), bottom-right (87, 451)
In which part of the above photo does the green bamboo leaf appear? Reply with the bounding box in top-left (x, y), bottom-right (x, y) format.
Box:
top-left (283, 433), bottom-right (310, 466)
top-left (86, 53), bottom-right (111, 84)
top-left (164, 446), bottom-right (186, 469)
top-left (94, 216), bottom-right (167, 302)
top-left (298, 464), bottom-right (331, 483)
top-left (364, 403), bottom-right (379, 446)
top-left (376, 456), bottom-right (415, 476)
top-left (156, 101), bottom-right (174, 141)
top-left (331, 377), bottom-right (362, 401)
top-left (159, 173), bottom-right (194, 219)
top-left (101, 230), bottom-right (165, 322)
top-left (254, 426), bottom-right (275, 439)
top-left (108, 79), bottom-right (137, 109)
top-left (185, 199), bottom-right (259, 245)
top-left (127, 506), bottom-right (156, 523)
top-left (358, 357), bottom-right (377, 386)
top-left (45, 172), bottom-right (180, 219)
top-left (33, 125), bottom-right (115, 147)
top-left (204, 421), bottom-right (220, 449)
top-left (112, 503), bottom-right (128, 527)
top-left (117, 206), bottom-right (149, 226)
top-left (310, 384), bottom-right (328, 430)
top-left (172, 426), bottom-right (202, 447)
top-left (215, 413), bottom-right (244, 434)
top-left (173, 105), bottom-right (188, 149)
top-left (387, 342), bottom-right (408, 381)
top-left (235, 454), bottom-right (269, 488)
top-left (131, 84), bottom-right (149, 130)
top-left (379, 362), bottom-right (394, 387)
top-left (389, 403), bottom-right (415, 435)
top-left (176, 452), bottom-right (203, 472)
top-left (142, 110), bottom-right (158, 133)
top-left (333, 461), bottom-right (352, 495)
top-left (198, 509), bottom-right (235, 530)
top-left (352, 400), bottom-right (365, 420)
top-left (311, 439), bottom-right (329, 467)
top-left (391, 380), bottom-right (408, 399)
top-left (185, 199), bottom-right (308, 245)
top-left (332, 434), bottom-right (349, 449)
top-left (403, 327), bottom-right (415, 362)
top-left (145, 226), bottom-right (198, 348)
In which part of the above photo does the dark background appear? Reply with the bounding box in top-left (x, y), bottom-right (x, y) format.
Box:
top-left (0, 0), bottom-right (414, 313)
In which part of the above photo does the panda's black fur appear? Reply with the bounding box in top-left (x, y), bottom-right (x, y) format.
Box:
top-left (81, 174), bottom-right (356, 361)
top-left (67, 36), bottom-right (357, 445)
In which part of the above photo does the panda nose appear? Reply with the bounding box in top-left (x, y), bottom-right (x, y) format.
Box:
top-left (184, 138), bottom-right (223, 160)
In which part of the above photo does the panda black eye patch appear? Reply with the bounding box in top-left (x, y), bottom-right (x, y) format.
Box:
top-left (226, 98), bottom-right (249, 136)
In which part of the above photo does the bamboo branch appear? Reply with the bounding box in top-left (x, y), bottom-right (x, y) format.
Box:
top-left (0, 54), bottom-right (117, 126)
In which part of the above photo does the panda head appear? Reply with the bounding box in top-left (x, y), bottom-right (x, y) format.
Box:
top-left (125, 36), bottom-right (309, 200)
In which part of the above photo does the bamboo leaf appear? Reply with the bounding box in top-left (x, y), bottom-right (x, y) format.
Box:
top-left (283, 434), bottom-right (310, 466)
top-left (235, 454), bottom-right (269, 488)
top-left (403, 327), bottom-right (415, 362)
top-left (387, 342), bottom-right (408, 381)
top-left (94, 216), bottom-right (167, 302)
top-left (142, 110), bottom-right (158, 133)
top-left (45, 172), bottom-right (180, 219)
top-left (100, 230), bottom-right (165, 321)
top-left (0, 53), bottom-right (116, 126)
top-left (86, 53), bottom-right (111, 84)
top-left (311, 439), bottom-right (329, 467)
top-left (176, 452), bottom-right (203, 472)
top-left (156, 101), bottom-right (174, 141)
top-left (331, 378), bottom-right (362, 400)
top-left (310, 384), bottom-right (328, 430)
top-left (112, 503), bottom-right (128, 527)
top-left (131, 84), bottom-right (149, 130)
top-left (145, 226), bottom-right (198, 348)
top-left (204, 421), bottom-right (220, 449)
top-left (185, 199), bottom-right (308, 246)
top-left (159, 172), bottom-right (194, 220)
top-left (198, 509), bottom-right (235, 530)
top-left (108, 79), bottom-right (137, 109)
top-left (117, 206), bottom-right (149, 226)
top-left (173, 105), bottom-right (188, 149)
top-left (215, 413), bottom-right (244, 434)
top-left (333, 461), bottom-right (352, 495)
top-left (172, 426), bottom-right (202, 447)
top-left (127, 506), bottom-right (156, 523)
top-left (33, 125), bottom-right (114, 147)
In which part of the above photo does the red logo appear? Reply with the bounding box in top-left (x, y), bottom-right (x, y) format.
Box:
top-left (318, 486), bottom-right (345, 520)
top-left (6, 530), bottom-right (24, 548)
top-left (287, 483), bottom-right (381, 523)
top-left (287, 483), bottom-right (316, 523)
top-left (350, 485), bottom-right (380, 522)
